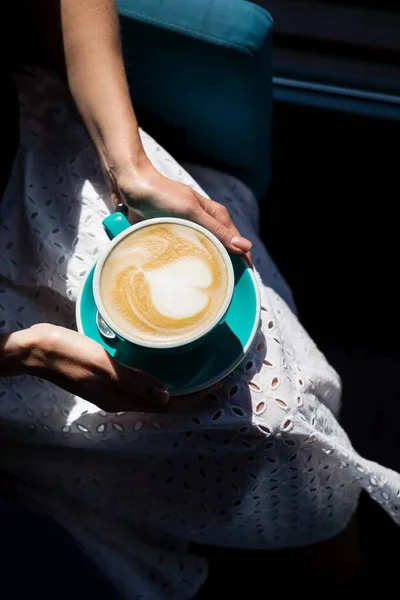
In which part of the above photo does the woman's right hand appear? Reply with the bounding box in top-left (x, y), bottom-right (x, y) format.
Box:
top-left (0, 324), bottom-right (169, 412)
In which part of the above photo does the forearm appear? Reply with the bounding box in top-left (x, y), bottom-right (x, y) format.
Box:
top-left (30, 0), bottom-right (148, 179)
top-left (61, 0), bottom-right (146, 175)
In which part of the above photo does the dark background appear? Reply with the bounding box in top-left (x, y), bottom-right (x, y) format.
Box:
top-left (199, 2), bottom-right (400, 592)
top-left (197, 99), bottom-right (400, 596)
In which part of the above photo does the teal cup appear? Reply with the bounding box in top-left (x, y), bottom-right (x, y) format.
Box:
top-left (77, 213), bottom-right (261, 395)
top-left (93, 213), bottom-right (235, 354)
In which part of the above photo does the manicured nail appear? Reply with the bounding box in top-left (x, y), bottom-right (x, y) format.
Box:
top-left (150, 387), bottom-right (170, 405)
top-left (232, 236), bottom-right (252, 251)
top-left (245, 252), bottom-right (254, 269)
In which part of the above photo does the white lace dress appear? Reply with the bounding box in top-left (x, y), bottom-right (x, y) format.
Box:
top-left (1, 68), bottom-right (400, 600)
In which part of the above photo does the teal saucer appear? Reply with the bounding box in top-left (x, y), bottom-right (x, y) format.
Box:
top-left (76, 256), bottom-right (260, 396)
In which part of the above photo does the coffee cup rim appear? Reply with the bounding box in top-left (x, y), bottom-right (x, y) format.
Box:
top-left (93, 217), bottom-right (235, 350)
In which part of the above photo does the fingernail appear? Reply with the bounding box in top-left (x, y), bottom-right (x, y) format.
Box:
top-left (232, 236), bottom-right (252, 251)
top-left (245, 252), bottom-right (254, 269)
top-left (150, 387), bottom-right (170, 405)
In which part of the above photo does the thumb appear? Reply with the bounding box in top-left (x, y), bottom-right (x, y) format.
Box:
top-left (110, 359), bottom-right (170, 406)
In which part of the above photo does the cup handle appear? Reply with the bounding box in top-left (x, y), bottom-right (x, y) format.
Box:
top-left (102, 213), bottom-right (131, 240)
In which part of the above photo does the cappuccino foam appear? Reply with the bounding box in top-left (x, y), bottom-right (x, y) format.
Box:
top-left (99, 223), bottom-right (229, 343)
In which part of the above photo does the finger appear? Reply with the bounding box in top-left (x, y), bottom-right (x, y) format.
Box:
top-left (40, 361), bottom-right (169, 412)
top-left (245, 251), bottom-right (253, 268)
top-left (213, 207), bottom-right (252, 252)
top-left (197, 196), bottom-right (238, 230)
top-left (201, 199), bottom-right (233, 227)
top-left (201, 201), bottom-right (254, 267)
top-left (195, 197), bottom-right (252, 254)
top-left (190, 207), bottom-right (251, 255)
top-left (170, 382), bottom-right (223, 404)
top-left (107, 357), bottom-right (170, 406)
top-left (210, 204), bottom-right (244, 242)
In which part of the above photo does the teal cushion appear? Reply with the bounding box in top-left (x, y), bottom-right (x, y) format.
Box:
top-left (117, 0), bottom-right (274, 198)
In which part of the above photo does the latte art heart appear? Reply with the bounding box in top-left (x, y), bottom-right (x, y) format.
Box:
top-left (100, 224), bottom-right (229, 343)
top-left (145, 258), bottom-right (211, 319)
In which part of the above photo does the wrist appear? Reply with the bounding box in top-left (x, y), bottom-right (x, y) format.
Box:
top-left (110, 156), bottom-right (162, 202)
top-left (99, 124), bottom-right (151, 185)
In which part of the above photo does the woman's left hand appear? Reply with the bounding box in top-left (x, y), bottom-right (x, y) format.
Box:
top-left (114, 162), bottom-right (252, 258)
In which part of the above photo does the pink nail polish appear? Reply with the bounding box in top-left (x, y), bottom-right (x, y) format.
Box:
top-left (232, 236), bottom-right (252, 251)
top-left (151, 387), bottom-right (170, 405)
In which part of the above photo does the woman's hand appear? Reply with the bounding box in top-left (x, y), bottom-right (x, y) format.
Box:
top-left (115, 162), bottom-right (253, 258)
top-left (37, 0), bottom-right (251, 259)
top-left (1, 324), bottom-right (169, 412)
